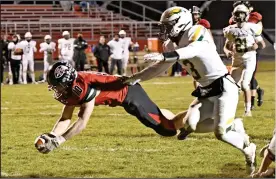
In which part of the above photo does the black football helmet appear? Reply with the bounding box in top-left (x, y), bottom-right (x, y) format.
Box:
top-left (47, 61), bottom-right (77, 99)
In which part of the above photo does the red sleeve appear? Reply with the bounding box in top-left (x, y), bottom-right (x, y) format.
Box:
top-left (83, 72), bottom-right (127, 91)
top-left (198, 19), bottom-right (211, 29)
top-left (249, 12), bottom-right (262, 24)
top-left (229, 17), bottom-right (235, 25)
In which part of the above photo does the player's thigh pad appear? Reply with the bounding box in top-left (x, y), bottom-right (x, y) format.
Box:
top-left (213, 76), bottom-right (239, 136)
top-left (242, 54), bottom-right (256, 90)
top-left (187, 98), bottom-right (214, 131)
top-left (28, 59), bottom-right (34, 72)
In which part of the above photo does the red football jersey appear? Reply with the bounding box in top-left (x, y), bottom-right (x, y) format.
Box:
top-left (229, 12), bottom-right (262, 25)
top-left (55, 71), bottom-right (128, 106)
top-left (197, 19), bottom-right (211, 29)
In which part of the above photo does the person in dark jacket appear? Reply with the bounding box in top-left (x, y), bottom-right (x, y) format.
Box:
top-left (0, 35), bottom-right (9, 84)
top-left (73, 33), bottom-right (88, 71)
top-left (93, 36), bottom-right (111, 74)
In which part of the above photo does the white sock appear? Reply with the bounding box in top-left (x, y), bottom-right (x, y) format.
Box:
top-left (245, 102), bottom-right (251, 112)
top-left (23, 71), bottom-right (27, 83)
top-left (31, 72), bottom-right (35, 82)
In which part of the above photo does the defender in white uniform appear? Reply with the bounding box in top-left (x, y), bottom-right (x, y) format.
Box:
top-left (223, 4), bottom-right (266, 117)
top-left (126, 6), bottom-right (257, 175)
top-left (39, 35), bottom-right (56, 82)
top-left (20, 32), bottom-right (37, 84)
top-left (119, 30), bottom-right (133, 75)
top-left (58, 31), bottom-right (75, 66)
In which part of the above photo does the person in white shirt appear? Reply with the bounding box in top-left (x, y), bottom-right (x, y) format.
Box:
top-left (58, 31), bottom-right (75, 67)
top-left (20, 32), bottom-right (37, 84)
top-left (39, 35), bottom-right (56, 82)
top-left (107, 34), bottom-right (124, 75)
top-left (8, 34), bottom-right (22, 84)
top-left (119, 30), bottom-right (133, 75)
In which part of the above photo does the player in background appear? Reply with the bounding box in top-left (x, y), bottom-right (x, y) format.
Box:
top-left (58, 31), bottom-right (75, 67)
top-left (119, 30), bottom-right (133, 76)
top-left (7, 34), bottom-right (22, 85)
top-left (39, 35), bottom-right (56, 82)
top-left (20, 32), bottom-right (37, 84)
top-left (125, 6), bottom-right (257, 175)
top-left (34, 61), bottom-right (177, 154)
top-left (223, 4), bottom-right (266, 117)
top-left (229, 1), bottom-right (266, 110)
top-left (191, 5), bottom-right (214, 88)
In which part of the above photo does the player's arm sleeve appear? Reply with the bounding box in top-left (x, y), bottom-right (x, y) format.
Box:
top-left (52, 42), bottom-right (56, 52)
top-left (163, 43), bottom-right (198, 62)
top-left (61, 99), bottom-right (95, 140)
top-left (39, 43), bottom-right (45, 53)
top-left (129, 61), bottom-right (175, 82)
top-left (8, 42), bottom-right (15, 50)
top-left (58, 39), bottom-right (62, 49)
top-left (33, 41), bottom-right (37, 52)
top-left (51, 105), bottom-right (75, 136)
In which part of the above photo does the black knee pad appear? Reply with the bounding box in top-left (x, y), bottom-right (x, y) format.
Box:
top-left (250, 78), bottom-right (258, 90)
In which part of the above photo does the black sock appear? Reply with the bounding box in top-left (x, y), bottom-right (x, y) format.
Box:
top-left (251, 96), bottom-right (255, 106)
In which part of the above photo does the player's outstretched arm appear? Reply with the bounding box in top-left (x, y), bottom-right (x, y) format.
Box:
top-left (51, 105), bottom-right (75, 136)
top-left (61, 99), bottom-right (95, 140)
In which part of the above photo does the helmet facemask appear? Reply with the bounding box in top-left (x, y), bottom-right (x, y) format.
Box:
top-left (233, 11), bottom-right (247, 23)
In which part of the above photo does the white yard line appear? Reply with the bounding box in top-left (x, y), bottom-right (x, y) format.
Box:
top-left (60, 146), bottom-right (163, 152)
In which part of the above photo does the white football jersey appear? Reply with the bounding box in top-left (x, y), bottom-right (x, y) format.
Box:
top-left (107, 39), bottom-right (124, 59)
top-left (20, 40), bottom-right (37, 59)
top-left (223, 22), bottom-right (263, 56)
top-left (8, 42), bottom-right (22, 60)
top-left (40, 42), bottom-right (56, 61)
top-left (121, 37), bottom-right (132, 56)
top-left (132, 25), bottom-right (227, 87)
top-left (58, 38), bottom-right (74, 57)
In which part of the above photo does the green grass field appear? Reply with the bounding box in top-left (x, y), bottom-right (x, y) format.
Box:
top-left (1, 61), bottom-right (275, 178)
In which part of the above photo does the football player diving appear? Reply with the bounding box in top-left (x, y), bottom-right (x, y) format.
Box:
top-left (34, 61), bottom-right (178, 154)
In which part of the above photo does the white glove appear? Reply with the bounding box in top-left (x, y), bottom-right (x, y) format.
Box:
top-left (34, 133), bottom-right (65, 154)
top-left (144, 53), bottom-right (165, 62)
top-left (274, 43), bottom-right (276, 51)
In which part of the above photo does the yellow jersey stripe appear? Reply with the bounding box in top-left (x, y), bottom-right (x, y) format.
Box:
top-left (191, 26), bottom-right (203, 41)
top-left (255, 28), bottom-right (262, 36)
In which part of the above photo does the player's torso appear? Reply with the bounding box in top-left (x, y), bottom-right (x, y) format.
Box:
top-left (225, 23), bottom-right (258, 56)
top-left (59, 38), bottom-right (74, 55)
top-left (56, 72), bottom-right (128, 106)
top-left (109, 40), bottom-right (123, 59)
top-left (21, 40), bottom-right (36, 58)
top-left (121, 37), bottom-right (131, 53)
top-left (41, 42), bottom-right (55, 56)
top-left (166, 25), bottom-right (227, 86)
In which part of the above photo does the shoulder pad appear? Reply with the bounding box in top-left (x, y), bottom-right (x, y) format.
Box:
top-left (198, 19), bottom-right (211, 29)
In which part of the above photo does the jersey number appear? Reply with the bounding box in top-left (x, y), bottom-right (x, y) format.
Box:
top-left (183, 60), bottom-right (201, 80)
top-left (235, 38), bottom-right (247, 53)
top-left (64, 44), bottom-right (71, 51)
top-left (72, 85), bottom-right (83, 97)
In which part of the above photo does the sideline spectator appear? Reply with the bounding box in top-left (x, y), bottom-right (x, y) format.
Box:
top-left (8, 34), bottom-right (22, 84)
top-left (73, 33), bottom-right (88, 71)
top-left (0, 35), bottom-right (9, 84)
top-left (108, 34), bottom-right (124, 75)
top-left (93, 36), bottom-right (111, 73)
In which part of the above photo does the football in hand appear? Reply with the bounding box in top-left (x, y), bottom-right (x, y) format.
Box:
top-left (34, 136), bottom-right (46, 151)
top-left (14, 48), bottom-right (23, 55)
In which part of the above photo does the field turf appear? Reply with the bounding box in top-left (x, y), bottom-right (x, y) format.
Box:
top-left (1, 61), bottom-right (275, 178)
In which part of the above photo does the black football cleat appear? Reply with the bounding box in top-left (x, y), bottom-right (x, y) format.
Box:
top-left (257, 88), bottom-right (264, 107)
